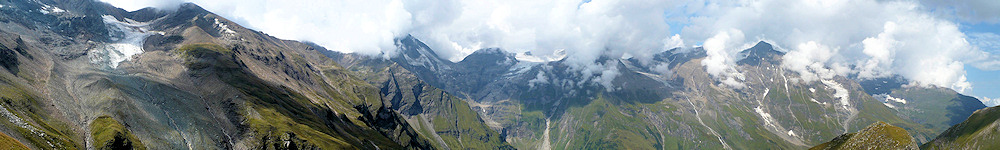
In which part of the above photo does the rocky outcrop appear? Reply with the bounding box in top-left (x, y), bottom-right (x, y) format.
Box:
top-left (334, 52), bottom-right (515, 149)
top-left (810, 121), bottom-right (919, 150)
top-left (356, 34), bottom-right (973, 149)
top-left (353, 104), bottom-right (434, 149)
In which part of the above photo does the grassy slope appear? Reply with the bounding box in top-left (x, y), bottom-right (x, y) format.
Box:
top-left (554, 95), bottom-right (665, 149)
top-left (0, 73), bottom-right (78, 149)
top-left (428, 89), bottom-right (512, 149)
top-left (921, 106), bottom-right (1000, 149)
top-left (178, 44), bottom-right (408, 149)
top-left (90, 116), bottom-right (145, 150)
top-left (343, 59), bottom-right (512, 149)
top-left (0, 131), bottom-right (28, 150)
top-left (547, 91), bottom-right (806, 150)
top-left (809, 121), bottom-right (916, 150)
top-left (890, 87), bottom-right (986, 141)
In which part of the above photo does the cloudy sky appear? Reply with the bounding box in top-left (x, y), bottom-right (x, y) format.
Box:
top-left (101, 0), bottom-right (1000, 106)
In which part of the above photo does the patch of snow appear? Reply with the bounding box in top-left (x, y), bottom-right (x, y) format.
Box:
top-left (540, 118), bottom-right (551, 150)
top-left (39, 4), bottom-right (65, 14)
top-left (873, 94), bottom-right (906, 109)
top-left (755, 88), bottom-right (781, 133)
top-left (506, 61), bottom-right (539, 76)
top-left (686, 97), bottom-right (732, 150)
top-left (755, 106), bottom-right (777, 129)
top-left (514, 52), bottom-right (543, 62)
top-left (809, 98), bottom-right (827, 105)
top-left (514, 49), bottom-right (566, 62)
top-left (214, 18), bottom-right (237, 34)
top-left (763, 88), bottom-right (770, 100)
top-left (400, 44), bottom-right (445, 71)
top-left (821, 79), bottom-right (850, 110)
top-left (883, 102), bottom-right (897, 109)
top-left (500, 55), bottom-right (514, 66)
top-left (820, 79), bottom-right (858, 134)
top-left (89, 15), bottom-right (154, 68)
top-left (884, 94), bottom-right (907, 104)
top-left (787, 130), bottom-right (797, 137)
top-left (809, 88), bottom-right (816, 93)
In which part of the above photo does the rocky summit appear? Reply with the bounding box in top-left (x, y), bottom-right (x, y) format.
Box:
top-left (0, 0), bottom-right (996, 149)
top-left (810, 121), bottom-right (919, 150)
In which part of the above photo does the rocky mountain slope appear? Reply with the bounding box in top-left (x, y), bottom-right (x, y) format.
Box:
top-left (0, 0), bottom-right (993, 149)
top-left (335, 36), bottom-right (988, 149)
top-left (0, 0), bottom-right (507, 149)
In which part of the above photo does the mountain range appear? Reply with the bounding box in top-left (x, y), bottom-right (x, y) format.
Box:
top-left (0, 0), bottom-right (996, 149)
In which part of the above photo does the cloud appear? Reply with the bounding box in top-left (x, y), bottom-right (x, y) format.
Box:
top-left (983, 97), bottom-right (1000, 106)
top-left (99, 0), bottom-right (999, 94)
top-left (781, 41), bottom-right (848, 83)
top-left (859, 18), bottom-right (975, 92)
top-left (968, 32), bottom-right (1000, 70)
top-left (919, 0), bottom-right (1000, 24)
top-left (187, 0), bottom-right (414, 56)
top-left (101, 0), bottom-right (417, 56)
top-left (102, 0), bottom-right (684, 91)
top-left (674, 0), bottom-right (993, 93)
top-left (970, 32), bottom-right (1000, 51)
top-left (99, 0), bottom-right (185, 11)
top-left (403, 0), bottom-right (685, 91)
top-left (701, 29), bottom-right (748, 88)
top-left (593, 60), bottom-right (621, 92)
top-left (528, 71), bottom-right (549, 89)
top-left (170, 0), bottom-right (681, 64)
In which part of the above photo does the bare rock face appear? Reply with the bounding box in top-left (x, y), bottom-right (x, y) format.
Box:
top-left (335, 32), bottom-right (984, 149)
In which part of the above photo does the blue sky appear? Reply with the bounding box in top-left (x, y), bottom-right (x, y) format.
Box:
top-left (964, 24), bottom-right (1000, 105)
top-left (961, 22), bottom-right (1000, 105)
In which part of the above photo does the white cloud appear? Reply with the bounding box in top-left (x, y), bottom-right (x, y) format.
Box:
top-left (201, 0), bottom-right (413, 54)
top-left (175, 0), bottom-right (679, 65)
top-left (114, 0), bottom-right (417, 56)
top-left (968, 32), bottom-right (1000, 71)
top-left (651, 62), bottom-right (674, 77)
top-left (99, 0), bottom-right (185, 11)
top-left (593, 60), bottom-right (621, 92)
top-left (528, 71), bottom-right (549, 89)
top-left (982, 96), bottom-right (1000, 106)
top-left (101, 0), bottom-right (682, 88)
top-left (782, 41), bottom-right (847, 83)
top-left (405, 0), bottom-right (683, 82)
top-left (858, 16), bottom-right (976, 92)
top-left (99, 0), bottom-right (999, 95)
top-left (676, 0), bottom-right (992, 93)
top-left (701, 29), bottom-right (749, 88)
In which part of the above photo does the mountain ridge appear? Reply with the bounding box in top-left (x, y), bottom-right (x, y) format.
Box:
top-left (0, 0), bottom-right (993, 149)
top-left (340, 34), bottom-right (987, 149)
top-left (0, 0), bottom-right (509, 149)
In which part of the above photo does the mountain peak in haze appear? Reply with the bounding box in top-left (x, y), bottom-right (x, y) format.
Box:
top-left (738, 41), bottom-right (784, 66)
